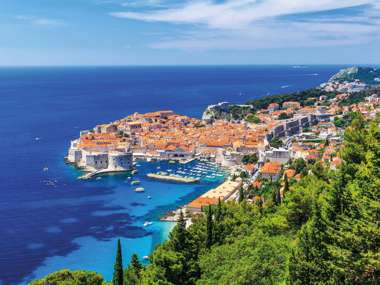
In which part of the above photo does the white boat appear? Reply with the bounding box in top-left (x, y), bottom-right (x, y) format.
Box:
top-left (143, 255), bottom-right (149, 260)
top-left (143, 221), bottom-right (153, 227)
top-left (131, 169), bottom-right (138, 175)
top-left (96, 177), bottom-right (102, 180)
top-left (131, 180), bottom-right (140, 185)
top-left (147, 195), bottom-right (152, 199)
top-left (42, 167), bottom-right (49, 172)
top-left (134, 187), bottom-right (145, 193)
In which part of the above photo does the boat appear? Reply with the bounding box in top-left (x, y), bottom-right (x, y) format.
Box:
top-left (169, 160), bottom-right (176, 164)
top-left (143, 255), bottom-right (149, 260)
top-left (131, 169), bottom-right (138, 175)
top-left (143, 221), bottom-right (153, 227)
top-left (96, 177), bottom-right (102, 180)
top-left (42, 167), bottom-right (49, 172)
top-left (134, 187), bottom-right (145, 193)
top-left (147, 195), bottom-right (152, 199)
top-left (131, 180), bottom-right (140, 185)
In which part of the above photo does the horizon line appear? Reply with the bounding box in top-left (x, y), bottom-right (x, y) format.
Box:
top-left (0, 63), bottom-right (379, 68)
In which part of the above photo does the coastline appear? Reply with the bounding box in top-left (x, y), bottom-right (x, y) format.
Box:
top-left (1, 65), bottom-right (340, 285)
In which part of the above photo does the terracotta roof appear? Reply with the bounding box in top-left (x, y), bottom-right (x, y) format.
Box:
top-left (252, 180), bottom-right (262, 189)
top-left (284, 169), bottom-right (296, 178)
top-left (261, 162), bottom-right (282, 174)
top-left (187, 197), bottom-right (218, 209)
top-left (244, 163), bottom-right (255, 173)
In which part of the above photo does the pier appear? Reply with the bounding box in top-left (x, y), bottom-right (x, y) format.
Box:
top-left (179, 158), bottom-right (196, 164)
top-left (147, 173), bottom-right (200, 183)
top-left (78, 169), bottom-right (130, 180)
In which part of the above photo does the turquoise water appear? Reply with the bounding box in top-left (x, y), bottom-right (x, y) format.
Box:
top-left (21, 160), bottom-right (226, 283)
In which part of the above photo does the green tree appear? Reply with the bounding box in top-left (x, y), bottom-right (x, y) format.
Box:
top-left (269, 137), bottom-right (283, 148)
top-left (198, 231), bottom-right (289, 285)
top-left (289, 199), bottom-right (331, 285)
top-left (169, 210), bottom-right (188, 252)
top-left (292, 158), bottom-right (307, 175)
top-left (206, 205), bottom-right (214, 249)
top-left (124, 254), bottom-right (142, 285)
top-left (283, 174), bottom-right (289, 194)
top-left (272, 187), bottom-right (281, 206)
top-left (113, 239), bottom-right (123, 285)
top-left (242, 153), bottom-right (258, 165)
top-left (278, 112), bottom-right (290, 120)
top-left (30, 269), bottom-right (104, 285)
top-left (245, 113), bottom-right (261, 124)
top-left (238, 187), bottom-right (245, 203)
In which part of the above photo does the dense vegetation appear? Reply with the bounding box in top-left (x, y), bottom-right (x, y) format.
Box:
top-left (32, 114), bottom-right (380, 285)
top-left (29, 270), bottom-right (104, 285)
top-left (246, 88), bottom-right (331, 111)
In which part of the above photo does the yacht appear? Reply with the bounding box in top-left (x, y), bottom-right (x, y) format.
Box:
top-left (134, 187), bottom-right (145, 193)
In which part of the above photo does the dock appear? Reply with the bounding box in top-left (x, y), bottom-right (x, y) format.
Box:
top-left (147, 173), bottom-right (199, 183)
top-left (179, 158), bottom-right (196, 164)
top-left (78, 169), bottom-right (130, 180)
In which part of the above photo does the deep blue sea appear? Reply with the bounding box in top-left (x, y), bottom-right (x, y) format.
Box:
top-left (0, 65), bottom-right (342, 284)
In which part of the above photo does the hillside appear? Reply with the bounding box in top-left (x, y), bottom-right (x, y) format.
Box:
top-left (329, 66), bottom-right (380, 85)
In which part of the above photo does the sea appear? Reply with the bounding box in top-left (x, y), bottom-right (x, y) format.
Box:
top-left (0, 65), bottom-right (343, 284)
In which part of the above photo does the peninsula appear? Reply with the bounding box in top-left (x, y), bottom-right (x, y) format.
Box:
top-left (66, 66), bottom-right (380, 211)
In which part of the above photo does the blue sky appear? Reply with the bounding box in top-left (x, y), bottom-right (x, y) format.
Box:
top-left (0, 0), bottom-right (379, 65)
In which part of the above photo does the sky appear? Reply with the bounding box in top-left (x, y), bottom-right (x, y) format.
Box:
top-left (0, 0), bottom-right (380, 66)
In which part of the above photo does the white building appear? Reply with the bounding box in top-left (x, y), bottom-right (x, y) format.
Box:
top-left (261, 148), bottom-right (290, 164)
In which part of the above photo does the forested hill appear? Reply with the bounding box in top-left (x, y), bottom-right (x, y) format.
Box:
top-left (202, 88), bottom-right (330, 121)
top-left (329, 66), bottom-right (380, 85)
top-left (31, 113), bottom-right (380, 285)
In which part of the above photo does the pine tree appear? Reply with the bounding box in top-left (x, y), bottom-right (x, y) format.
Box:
top-left (215, 198), bottom-right (223, 223)
top-left (112, 239), bottom-right (123, 285)
top-left (289, 200), bottom-right (331, 284)
top-left (124, 254), bottom-right (142, 285)
top-left (238, 187), bottom-right (245, 203)
top-left (284, 174), bottom-right (289, 194)
top-left (272, 187), bottom-right (281, 205)
top-left (206, 205), bottom-right (213, 249)
top-left (131, 254), bottom-right (142, 276)
top-left (169, 210), bottom-right (188, 252)
top-left (214, 198), bottom-right (224, 245)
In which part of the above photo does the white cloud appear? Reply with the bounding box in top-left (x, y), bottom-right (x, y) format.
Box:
top-left (109, 0), bottom-right (380, 50)
top-left (15, 15), bottom-right (67, 27)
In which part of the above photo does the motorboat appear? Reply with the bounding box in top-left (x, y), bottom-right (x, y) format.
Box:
top-left (134, 187), bottom-right (145, 193)
top-left (131, 180), bottom-right (140, 185)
